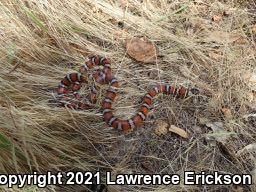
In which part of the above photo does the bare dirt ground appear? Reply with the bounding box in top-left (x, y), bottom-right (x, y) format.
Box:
top-left (0, 0), bottom-right (255, 191)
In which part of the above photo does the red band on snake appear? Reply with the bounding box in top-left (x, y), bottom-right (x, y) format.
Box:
top-left (56, 55), bottom-right (190, 133)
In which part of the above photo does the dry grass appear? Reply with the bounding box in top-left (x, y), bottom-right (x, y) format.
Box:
top-left (0, 0), bottom-right (255, 191)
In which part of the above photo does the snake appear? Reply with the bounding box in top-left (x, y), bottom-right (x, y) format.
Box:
top-left (56, 55), bottom-right (192, 133)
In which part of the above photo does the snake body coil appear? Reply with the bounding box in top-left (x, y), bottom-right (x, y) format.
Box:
top-left (57, 55), bottom-right (189, 133)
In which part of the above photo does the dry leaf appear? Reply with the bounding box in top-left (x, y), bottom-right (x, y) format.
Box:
top-left (206, 31), bottom-right (246, 44)
top-left (216, 141), bottom-right (239, 164)
top-left (212, 14), bottom-right (223, 22)
top-left (236, 143), bottom-right (256, 156)
top-left (169, 125), bottom-right (189, 139)
top-left (206, 122), bottom-right (235, 143)
top-left (221, 107), bottom-right (232, 119)
top-left (154, 120), bottom-right (168, 136)
top-left (125, 37), bottom-right (157, 63)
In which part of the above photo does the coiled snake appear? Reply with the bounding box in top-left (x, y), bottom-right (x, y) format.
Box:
top-left (56, 55), bottom-right (193, 133)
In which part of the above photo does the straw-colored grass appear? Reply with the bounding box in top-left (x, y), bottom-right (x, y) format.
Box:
top-left (0, 0), bottom-right (255, 191)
